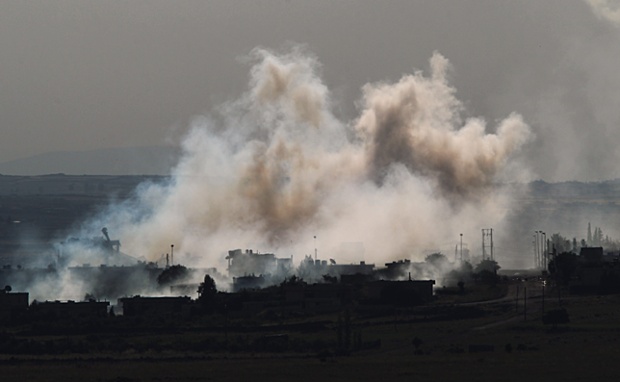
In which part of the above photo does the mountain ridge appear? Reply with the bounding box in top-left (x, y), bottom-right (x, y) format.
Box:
top-left (0, 146), bottom-right (180, 176)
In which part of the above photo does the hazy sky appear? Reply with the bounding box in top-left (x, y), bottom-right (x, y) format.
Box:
top-left (1, 0), bottom-right (620, 181)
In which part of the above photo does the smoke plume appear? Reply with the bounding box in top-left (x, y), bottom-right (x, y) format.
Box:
top-left (355, 52), bottom-right (530, 201)
top-left (73, 48), bottom-right (533, 272)
top-left (586, 0), bottom-right (620, 25)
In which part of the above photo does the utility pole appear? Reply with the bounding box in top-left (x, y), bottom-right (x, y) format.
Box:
top-left (542, 282), bottom-right (545, 314)
top-left (523, 287), bottom-right (527, 321)
top-left (534, 231), bottom-right (542, 269)
top-left (545, 235), bottom-right (549, 270)
top-left (541, 232), bottom-right (546, 269)
top-left (490, 229), bottom-right (493, 260)
top-left (533, 233), bottom-right (538, 269)
top-left (314, 236), bottom-right (317, 262)
top-left (171, 244), bottom-right (174, 266)
top-left (515, 285), bottom-right (519, 313)
top-left (482, 230), bottom-right (486, 260)
top-left (534, 231), bottom-right (540, 268)
top-left (482, 229), bottom-right (494, 261)
top-left (460, 233), bottom-right (463, 262)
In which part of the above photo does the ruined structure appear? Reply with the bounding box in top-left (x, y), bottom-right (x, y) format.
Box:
top-left (30, 300), bottom-right (110, 319)
top-left (226, 249), bottom-right (293, 278)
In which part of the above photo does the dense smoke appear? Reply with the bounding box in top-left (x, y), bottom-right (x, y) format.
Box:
top-left (586, 0), bottom-right (620, 25)
top-left (71, 48), bottom-right (532, 273)
top-left (355, 53), bottom-right (530, 200)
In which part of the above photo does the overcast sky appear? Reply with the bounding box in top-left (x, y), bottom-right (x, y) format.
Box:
top-left (1, 0), bottom-right (620, 181)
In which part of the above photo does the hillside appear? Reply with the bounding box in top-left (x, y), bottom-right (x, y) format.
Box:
top-left (0, 146), bottom-right (180, 176)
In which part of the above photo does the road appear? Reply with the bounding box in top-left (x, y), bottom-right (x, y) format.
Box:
top-left (471, 279), bottom-right (560, 331)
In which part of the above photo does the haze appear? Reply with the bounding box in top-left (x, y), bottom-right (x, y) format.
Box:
top-left (1, 0), bottom-right (620, 181)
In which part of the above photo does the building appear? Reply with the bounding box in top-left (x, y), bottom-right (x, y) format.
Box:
top-left (119, 296), bottom-right (192, 317)
top-left (226, 249), bottom-right (293, 278)
top-left (232, 275), bottom-right (267, 292)
top-left (580, 247), bottom-right (604, 264)
top-left (298, 256), bottom-right (375, 282)
top-left (0, 289), bottom-right (29, 322)
top-left (30, 300), bottom-right (110, 319)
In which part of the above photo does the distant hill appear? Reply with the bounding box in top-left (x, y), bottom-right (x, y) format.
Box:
top-left (0, 174), bottom-right (167, 196)
top-left (0, 146), bottom-right (180, 176)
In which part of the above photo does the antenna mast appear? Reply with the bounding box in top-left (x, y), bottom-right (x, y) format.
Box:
top-left (482, 229), bottom-right (494, 261)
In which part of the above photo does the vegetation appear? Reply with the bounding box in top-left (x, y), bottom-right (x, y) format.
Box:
top-left (197, 274), bottom-right (217, 309)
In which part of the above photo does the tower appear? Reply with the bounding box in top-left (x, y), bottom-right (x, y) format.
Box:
top-left (482, 229), bottom-right (494, 260)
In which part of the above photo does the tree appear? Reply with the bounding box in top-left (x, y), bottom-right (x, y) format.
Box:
top-left (84, 293), bottom-right (96, 302)
top-left (550, 233), bottom-right (571, 254)
top-left (587, 222), bottom-right (592, 246)
top-left (594, 227), bottom-right (603, 247)
top-left (280, 275), bottom-right (304, 286)
top-left (475, 259), bottom-right (500, 274)
top-left (425, 253), bottom-right (449, 273)
top-left (572, 238), bottom-right (577, 253)
top-left (458, 261), bottom-right (474, 275)
top-left (197, 274), bottom-right (217, 307)
top-left (446, 261), bottom-right (473, 287)
top-left (474, 259), bottom-right (500, 285)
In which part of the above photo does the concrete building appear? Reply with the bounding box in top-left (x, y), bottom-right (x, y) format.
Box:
top-left (30, 300), bottom-right (110, 319)
top-left (119, 296), bottom-right (192, 317)
top-left (580, 247), bottom-right (604, 264)
top-left (0, 290), bottom-right (29, 322)
top-left (232, 274), bottom-right (267, 292)
top-left (226, 249), bottom-right (293, 278)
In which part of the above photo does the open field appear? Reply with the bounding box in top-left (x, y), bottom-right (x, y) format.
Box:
top-left (1, 286), bottom-right (619, 381)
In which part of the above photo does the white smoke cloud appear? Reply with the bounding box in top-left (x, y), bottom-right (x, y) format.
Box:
top-left (586, 0), bottom-right (620, 25)
top-left (73, 47), bottom-right (533, 271)
top-left (355, 52), bottom-right (531, 201)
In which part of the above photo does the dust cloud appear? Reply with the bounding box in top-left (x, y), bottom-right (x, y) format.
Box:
top-left (73, 47), bottom-right (533, 270)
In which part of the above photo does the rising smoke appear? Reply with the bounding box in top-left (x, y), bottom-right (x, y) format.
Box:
top-left (355, 53), bottom-right (530, 201)
top-left (68, 47), bottom-right (533, 278)
top-left (586, 0), bottom-right (620, 25)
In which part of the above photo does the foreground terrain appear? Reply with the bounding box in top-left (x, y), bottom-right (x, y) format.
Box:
top-left (1, 283), bottom-right (618, 381)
